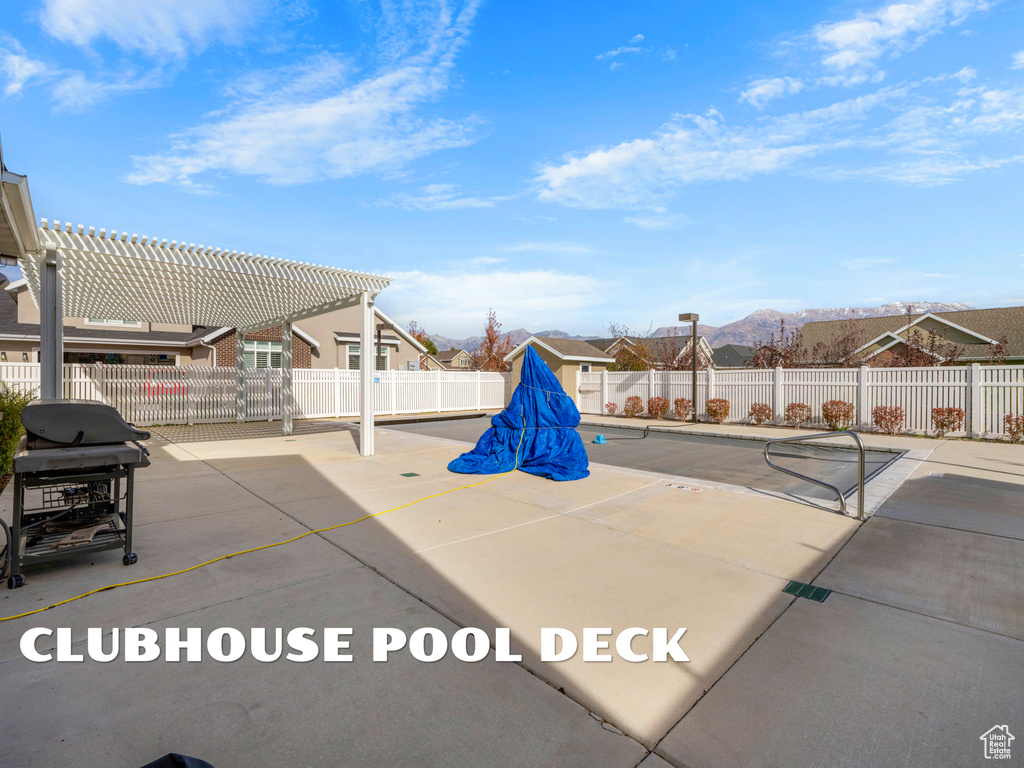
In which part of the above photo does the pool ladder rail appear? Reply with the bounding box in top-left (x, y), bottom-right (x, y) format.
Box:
top-left (763, 430), bottom-right (865, 521)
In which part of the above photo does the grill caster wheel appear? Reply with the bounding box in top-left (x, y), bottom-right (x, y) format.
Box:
top-left (8, 574), bottom-right (25, 589)
top-left (123, 553), bottom-right (138, 566)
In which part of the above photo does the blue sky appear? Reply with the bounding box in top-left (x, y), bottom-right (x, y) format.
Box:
top-left (2, 0), bottom-right (1023, 337)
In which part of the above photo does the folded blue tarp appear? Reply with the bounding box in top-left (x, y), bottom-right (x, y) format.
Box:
top-left (448, 345), bottom-right (590, 481)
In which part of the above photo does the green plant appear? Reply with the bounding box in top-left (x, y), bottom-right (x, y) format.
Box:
top-left (623, 396), bottom-right (644, 418)
top-left (706, 398), bottom-right (730, 424)
top-left (673, 397), bottom-right (692, 420)
top-left (0, 382), bottom-right (34, 486)
top-left (785, 402), bottom-right (812, 427)
top-left (872, 405), bottom-right (905, 436)
top-left (822, 400), bottom-right (855, 431)
top-left (931, 407), bottom-right (965, 438)
top-left (1005, 414), bottom-right (1024, 443)
top-left (647, 397), bottom-right (669, 420)
top-left (749, 403), bottom-right (772, 425)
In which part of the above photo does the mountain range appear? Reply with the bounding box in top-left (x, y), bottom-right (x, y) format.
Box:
top-left (426, 302), bottom-right (975, 353)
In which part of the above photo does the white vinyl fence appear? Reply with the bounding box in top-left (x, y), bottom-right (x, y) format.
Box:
top-left (0, 364), bottom-right (509, 426)
top-left (578, 364), bottom-right (1024, 438)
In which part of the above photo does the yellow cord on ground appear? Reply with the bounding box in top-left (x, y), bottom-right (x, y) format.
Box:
top-left (1, 421), bottom-right (527, 623)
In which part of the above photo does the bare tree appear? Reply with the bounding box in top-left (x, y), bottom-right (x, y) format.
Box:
top-left (474, 310), bottom-right (514, 372)
top-left (406, 321), bottom-right (438, 356)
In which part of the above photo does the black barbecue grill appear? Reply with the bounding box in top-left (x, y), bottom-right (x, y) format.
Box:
top-left (4, 400), bottom-right (150, 589)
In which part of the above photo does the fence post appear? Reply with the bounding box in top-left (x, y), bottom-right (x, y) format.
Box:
top-left (648, 368), bottom-right (655, 406)
top-left (969, 362), bottom-right (982, 437)
top-left (436, 371), bottom-right (442, 413)
top-left (706, 367), bottom-right (716, 412)
top-left (391, 372), bottom-right (398, 415)
top-left (773, 366), bottom-right (783, 424)
top-left (94, 362), bottom-right (105, 405)
top-left (333, 368), bottom-right (341, 418)
top-left (187, 366), bottom-right (196, 426)
top-left (476, 371), bottom-right (481, 411)
top-left (858, 365), bottom-right (870, 428)
top-left (601, 369), bottom-right (609, 414)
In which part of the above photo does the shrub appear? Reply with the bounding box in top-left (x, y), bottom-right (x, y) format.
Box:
top-left (785, 402), bottom-right (813, 427)
top-left (822, 400), bottom-right (855, 431)
top-left (0, 382), bottom-right (34, 488)
top-left (647, 397), bottom-right (670, 420)
top-left (623, 396), bottom-right (644, 418)
top-left (706, 399), bottom-right (730, 424)
top-left (605, 402), bottom-right (618, 416)
top-left (673, 398), bottom-right (692, 420)
top-left (872, 405), bottom-right (905, 436)
top-left (749, 403), bottom-right (772, 425)
top-left (1005, 414), bottom-right (1024, 444)
top-left (931, 407), bottom-right (965, 437)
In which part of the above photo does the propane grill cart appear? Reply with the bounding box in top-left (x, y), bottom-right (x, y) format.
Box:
top-left (3, 400), bottom-right (150, 590)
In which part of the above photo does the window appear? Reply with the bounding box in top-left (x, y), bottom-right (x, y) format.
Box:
top-left (348, 344), bottom-right (388, 370)
top-left (459, 356), bottom-right (470, 367)
top-left (244, 340), bottom-right (282, 368)
top-left (581, 364), bottom-right (591, 373)
top-left (86, 318), bottom-right (142, 327)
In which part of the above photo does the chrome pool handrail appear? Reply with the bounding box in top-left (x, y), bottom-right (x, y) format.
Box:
top-left (763, 430), bottom-right (865, 520)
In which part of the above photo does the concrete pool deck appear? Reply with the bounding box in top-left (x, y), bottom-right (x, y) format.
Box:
top-left (0, 419), bottom-right (1020, 766)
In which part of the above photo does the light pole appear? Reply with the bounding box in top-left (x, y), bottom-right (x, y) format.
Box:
top-left (678, 313), bottom-right (699, 423)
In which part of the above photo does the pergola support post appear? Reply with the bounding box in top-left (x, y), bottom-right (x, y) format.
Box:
top-left (282, 321), bottom-right (294, 436)
top-left (236, 332), bottom-right (245, 424)
top-left (39, 247), bottom-right (63, 400)
top-left (359, 291), bottom-right (375, 456)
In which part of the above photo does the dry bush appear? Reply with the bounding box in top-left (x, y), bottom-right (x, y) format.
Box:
top-left (706, 399), bottom-right (730, 424)
top-left (822, 400), bottom-right (855, 431)
top-left (1005, 414), bottom-right (1024, 443)
top-left (623, 396), bottom-right (644, 418)
top-left (605, 402), bottom-right (618, 416)
top-left (749, 403), bottom-right (772, 425)
top-left (931, 407), bottom-right (965, 437)
top-left (872, 405), bottom-right (905, 436)
top-left (647, 397), bottom-right (670, 420)
top-left (785, 402), bottom-right (812, 427)
top-left (673, 398), bottom-right (692, 420)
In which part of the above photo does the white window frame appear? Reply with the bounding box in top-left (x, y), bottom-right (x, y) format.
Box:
top-left (244, 340), bottom-right (282, 369)
top-left (349, 344), bottom-right (388, 370)
top-left (581, 364), bottom-right (592, 373)
top-left (85, 318), bottom-right (142, 328)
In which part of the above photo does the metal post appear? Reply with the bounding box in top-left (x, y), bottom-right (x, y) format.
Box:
top-left (235, 331), bottom-right (245, 424)
top-left (282, 320), bottom-right (293, 436)
top-left (39, 247), bottom-right (63, 400)
top-left (692, 318), bottom-right (698, 423)
top-left (359, 291), bottom-right (375, 456)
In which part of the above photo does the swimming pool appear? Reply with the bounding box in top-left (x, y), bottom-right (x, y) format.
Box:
top-left (381, 416), bottom-right (902, 502)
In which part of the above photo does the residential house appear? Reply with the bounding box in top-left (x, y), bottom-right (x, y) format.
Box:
top-left (589, 335), bottom-right (715, 369)
top-left (712, 344), bottom-right (755, 369)
top-left (0, 277), bottom-right (426, 370)
top-left (799, 306), bottom-right (1024, 364)
top-left (504, 336), bottom-right (615, 395)
top-left (427, 348), bottom-right (476, 371)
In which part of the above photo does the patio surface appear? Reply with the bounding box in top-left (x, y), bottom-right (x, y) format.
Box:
top-left (0, 419), bottom-right (1020, 766)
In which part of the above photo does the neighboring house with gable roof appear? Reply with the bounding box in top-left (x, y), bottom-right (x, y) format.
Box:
top-left (799, 306), bottom-right (1024, 364)
top-left (589, 334), bottom-right (715, 369)
top-left (712, 344), bottom-right (756, 369)
top-left (504, 336), bottom-right (614, 395)
top-left (425, 348), bottom-right (476, 371)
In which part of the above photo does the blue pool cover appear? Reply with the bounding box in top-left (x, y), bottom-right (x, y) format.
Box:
top-left (447, 346), bottom-right (590, 481)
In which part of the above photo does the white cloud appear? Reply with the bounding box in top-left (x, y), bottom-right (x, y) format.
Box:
top-left (126, 1), bottom-right (482, 188)
top-left (597, 46), bottom-right (643, 61)
top-left (663, 47), bottom-right (678, 62)
top-left (1012, 51), bottom-right (1024, 69)
top-left (812, 0), bottom-right (990, 77)
top-left (843, 257), bottom-right (896, 270)
top-left (630, 34), bottom-right (645, 44)
top-left (382, 268), bottom-right (605, 336)
top-left (535, 77), bottom-right (1024, 208)
top-left (739, 77), bottom-right (804, 108)
top-left (40, 0), bottom-right (265, 57)
top-left (501, 241), bottom-right (597, 254)
top-left (380, 184), bottom-right (497, 211)
top-left (622, 212), bottom-right (690, 230)
top-left (0, 42), bottom-right (51, 96)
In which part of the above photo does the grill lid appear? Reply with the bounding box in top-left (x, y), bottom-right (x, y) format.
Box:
top-left (22, 400), bottom-right (151, 449)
